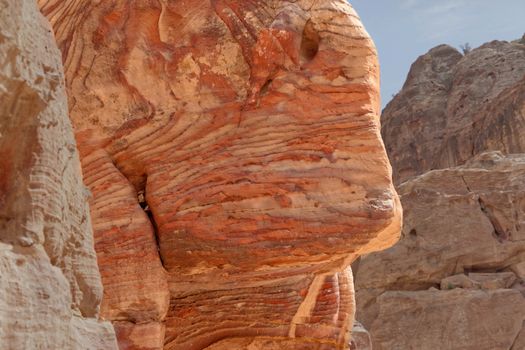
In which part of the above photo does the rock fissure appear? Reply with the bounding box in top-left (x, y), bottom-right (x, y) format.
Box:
top-left (138, 188), bottom-right (166, 269)
top-left (477, 196), bottom-right (508, 243)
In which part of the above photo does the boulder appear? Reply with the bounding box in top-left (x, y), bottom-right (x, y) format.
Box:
top-left (355, 152), bottom-right (525, 346)
top-left (0, 0), bottom-right (117, 348)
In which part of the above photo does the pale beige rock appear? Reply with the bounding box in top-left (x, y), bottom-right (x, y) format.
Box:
top-left (358, 32), bottom-right (525, 349)
top-left (0, 0), bottom-right (116, 348)
top-left (369, 289), bottom-right (525, 350)
top-left (349, 321), bottom-right (372, 350)
top-left (355, 152), bottom-right (525, 345)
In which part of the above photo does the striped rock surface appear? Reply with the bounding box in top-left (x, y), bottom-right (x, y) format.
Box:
top-left (39, 1), bottom-right (401, 349)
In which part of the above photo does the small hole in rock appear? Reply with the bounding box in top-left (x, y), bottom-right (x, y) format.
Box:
top-left (409, 229), bottom-right (417, 237)
top-left (300, 20), bottom-right (320, 65)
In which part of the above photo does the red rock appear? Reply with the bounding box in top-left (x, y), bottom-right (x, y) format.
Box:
top-left (40, 1), bottom-right (401, 348)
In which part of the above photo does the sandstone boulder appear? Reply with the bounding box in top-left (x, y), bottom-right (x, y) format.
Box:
top-left (39, 1), bottom-right (401, 348)
top-left (355, 152), bottom-right (525, 348)
top-left (0, 0), bottom-right (116, 348)
top-left (382, 40), bottom-right (525, 184)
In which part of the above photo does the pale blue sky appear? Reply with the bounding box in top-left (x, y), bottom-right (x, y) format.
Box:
top-left (351, 0), bottom-right (525, 107)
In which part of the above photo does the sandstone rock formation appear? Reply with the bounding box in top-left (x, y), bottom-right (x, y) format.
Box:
top-left (355, 152), bottom-right (525, 350)
top-left (0, 0), bottom-right (117, 348)
top-left (38, 1), bottom-right (401, 349)
top-left (356, 36), bottom-right (525, 349)
top-left (370, 289), bottom-right (525, 350)
top-left (382, 40), bottom-right (525, 184)
top-left (349, 321), bottom-right (372, 350)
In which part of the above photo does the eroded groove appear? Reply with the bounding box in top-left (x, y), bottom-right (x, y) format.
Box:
top-left (478, 196), bottom-right (508, 242)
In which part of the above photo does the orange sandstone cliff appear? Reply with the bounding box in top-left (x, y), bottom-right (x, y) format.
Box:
top-left (33, 1), bottom-right (401, 349)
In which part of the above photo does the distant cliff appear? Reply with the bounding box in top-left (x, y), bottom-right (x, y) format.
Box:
top-left (382, 37), bottom-right (525, 184)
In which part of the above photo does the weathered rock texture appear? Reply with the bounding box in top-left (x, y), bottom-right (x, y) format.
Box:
top-left (349, 321), bottom-right (372, 350)
top-left (355, 152), bottom-right (525, 350)
top-left (356, 37), bottom-right (525, 349)
top-left (38, 0), bottom-right (401, 349)
top-left (382, 40), bottom-right (525, 184)
top-left (0, 0), bottom-right (117, 348)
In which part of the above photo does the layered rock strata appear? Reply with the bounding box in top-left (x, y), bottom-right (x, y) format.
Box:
top-left (39, 0), bottom-right (401, 348)
top-left (355, 152), bottom-right (525, 350)
top-left (0, 0), bottom-right (117, 348)
top-left (382, 40), bottom-right (525, 184)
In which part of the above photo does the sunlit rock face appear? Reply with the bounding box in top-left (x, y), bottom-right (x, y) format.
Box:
top-left (0, 0), bottom-right (116, 348)
top-left (39, 1), bottom-right (401, 349)
top-left (355, 152), bottom-right (525, 350)
top-left (382, 40), bottom-right (525, 184)
top-left (355, 36), bottom-right (525, 350)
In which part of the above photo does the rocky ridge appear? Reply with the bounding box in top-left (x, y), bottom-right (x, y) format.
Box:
top-left (356, 37), bottom-right (525, 350)
top-left (382, 39), bottom-right (525, 184)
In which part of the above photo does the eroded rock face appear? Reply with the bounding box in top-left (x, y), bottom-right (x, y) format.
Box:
top-left (355, 152), bottom-right (525, 350)
top-left (0, 0), bottom-right (116, 348)
top-left (370, 289), bottom-right (525, 350)
top-left (39, 0), bottom-right (401, 348)
top-left (383, 40), bottom-right (525, 184)
top-left (349, 321), bottom-right (372, 350)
